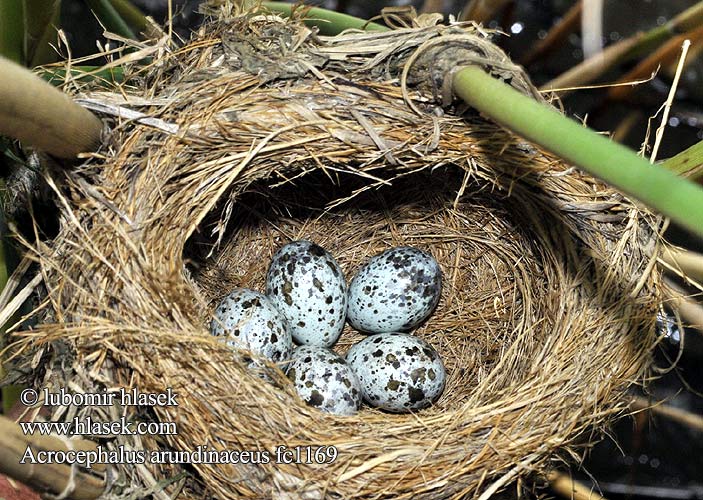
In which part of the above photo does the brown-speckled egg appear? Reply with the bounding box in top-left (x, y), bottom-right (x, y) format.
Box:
top-left (346, 332), bottom-right (445, 412)
top-left (287, 345), bottom-right (362, 415)
top-left (210, 288), bottom-right (292, 369)
top-left (347, 247), bottom-right (442, 334)
top-left (266, 240), bottom-right (347, 347)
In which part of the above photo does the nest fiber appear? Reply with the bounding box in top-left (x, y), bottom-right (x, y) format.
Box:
top-left (10, 5), bottom-right (661, 499)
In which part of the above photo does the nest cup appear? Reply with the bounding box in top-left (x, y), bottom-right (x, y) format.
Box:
top-left (12, 5), bottom-right (661, 499)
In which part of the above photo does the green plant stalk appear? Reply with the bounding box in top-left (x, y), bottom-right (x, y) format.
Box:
top-left (25, 0), bottom-right (62, 67)
top-left (84, 0), bottom-right (137, 40)
top-left (260, 4), bottom-right (703, 235)
top-left (0, 181), bottom-right (21, 415)
top-left (662, 140), bottom-right (703, 178)
top-left (454, 65), bottom-right (703, 238)
top-left (37, 65), bottom-right (125, 85)
top-left (0, 0), bottom-right (25, 63)
top-left (109, 0), bottom-right (155, 38)
top-left (262, 1), bottom-right (387, 35)
top-left (627, 1), bottom-right (703, 60)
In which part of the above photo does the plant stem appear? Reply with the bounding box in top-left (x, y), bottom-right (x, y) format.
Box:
top-left (84, 0), bottom-right (137, 40)
top-left (453, 65), bottom-right (703, 238)
top-left (460, 0), bottom-right (512, 23)
top-left (0, 413), bottom-right (106, 498)
top-left (24, 0), bottom-right (61, 67)
top-left (262, 1), bottom-right (387, 35)
top-left (662, 140), bottom-right (703, 179)
top-left (0, 186), bottom-right (19, 415)
top-left (627, 1), bottom-right (703, 60)
top-left (260, 4), bottom-right (703, 236)
top-left (540, 32), bottom-right (643, 93)
top-left (660, 244), bottom-right (703, 282)
top-left (110, 0), bottom-right (159, 38)
top-left (0, 0), bottom-right (25, 63)
top-left (37, 65), bottom-right (125, 86)
top-left (521, 0), bottom-right (582, 66)
top-left (607, 26), bottom-right (703, 102)
top-left (544, 1), bottom-right (703, 92)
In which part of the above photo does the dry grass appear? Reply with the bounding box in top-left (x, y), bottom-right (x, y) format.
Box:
top-left (3, 5), bottom-right (662, 499)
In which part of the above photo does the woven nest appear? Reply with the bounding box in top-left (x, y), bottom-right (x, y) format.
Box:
top-left (8, 4), bottom-right (663, 499)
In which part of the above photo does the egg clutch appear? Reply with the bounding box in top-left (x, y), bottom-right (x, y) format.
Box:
top-left (210, 240), bottom-right (446, 415)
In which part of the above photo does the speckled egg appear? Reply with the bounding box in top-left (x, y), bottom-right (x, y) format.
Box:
top-left (347, 247), bottom-right (442, 333)
top-left (287, 345), bottom-right (362, 416)
top-left (266, 240), bottom-right (347, 347)
top-left (210, 288), bottom-right (292, 369)
top-left (346, 332), bottom-right (445, 412)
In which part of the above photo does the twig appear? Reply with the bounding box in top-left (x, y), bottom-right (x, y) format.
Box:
top-left (547, 471), bottom-right (607, 500)
top-left (460, 0), bottom-right (512, 23)
top-left (609, 27), bottom-right (702, 102)
top-left (650, 39), bottom-right (690, 163)
top-left (540, 34), bottom-right (643, 93)
top-left (631, 395), bottom-right (703, 433)
top-left (521, 1), bottom-right (582, 66)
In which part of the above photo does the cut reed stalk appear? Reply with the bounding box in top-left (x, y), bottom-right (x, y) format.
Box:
top-left (0, 414), bottom-right (106, 500)
top-left (663, 278), bottom-right (703, 332)
top-left (0, 6), bottom-right (664, 498)
top-left (660, 244), bottom-right (703, 283)
top-left (0, 56), bottom-right (102, 158)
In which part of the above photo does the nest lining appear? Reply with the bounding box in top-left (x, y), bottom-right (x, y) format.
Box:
top-left (7, 7), bottom-right (662, 500)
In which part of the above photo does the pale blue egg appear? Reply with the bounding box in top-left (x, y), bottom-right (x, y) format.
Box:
top-left (211, 288), bottom-right (292, 368)
top-left (266, 241), bottom-right (347, 347)
top-left (347, 247), bottom-right (442, 334)
top-left (287, 345), bottom-right (362, 415)
top-left (346, 332), bottom-right (446, 412)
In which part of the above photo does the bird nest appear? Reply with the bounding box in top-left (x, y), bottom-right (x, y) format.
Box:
top-left (5, 4), bottom-right (662, 499)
